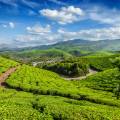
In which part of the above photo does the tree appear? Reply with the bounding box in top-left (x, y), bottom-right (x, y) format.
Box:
top-left (71, 63), bottom-right (80, 76)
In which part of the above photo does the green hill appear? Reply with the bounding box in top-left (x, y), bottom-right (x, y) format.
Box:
top-left (0, 49), bottom-right (72, 64)
top-left (18, 49), bottom-right (72, 58)
top-left (1, 56), bottom-right (120, 119)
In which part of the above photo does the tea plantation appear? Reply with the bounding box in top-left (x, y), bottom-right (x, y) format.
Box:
top-left (1, 56), bottom-right (120, 119)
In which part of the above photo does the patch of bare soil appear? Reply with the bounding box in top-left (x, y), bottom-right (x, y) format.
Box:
top-left (0, 67), bottom-right (17, 87)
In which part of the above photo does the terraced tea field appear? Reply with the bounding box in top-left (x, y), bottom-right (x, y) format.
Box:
top-left (1, 56), bottom-right (120, 119)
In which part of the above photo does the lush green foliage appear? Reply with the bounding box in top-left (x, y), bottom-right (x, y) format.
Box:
top-left (85, 56), bottom-right (114, 71)
top-left (2, 55), bottom-right (120, 119)
top-left (1, 87), bottom-right (120, 120)
top-left (86, 51), bottom-right (114, 57)
top-left (83, 53), bottom-right (120, 71)
top-left (33, 95), bottom-right (120, 120)
top-left (0, 88), bottom-right (52, 120)
top-left (6, 65), bottom-right (81, 99)
top-left (0, 56), bottom-right (18, 74)
top-left (114, 84), bottom-right (120, 99)
top-left (1, 49), bottom-right (72, 64)
top-left (6, 63), bottom-right (120, 106)
top-left (22, 49), bottom-right (72, 58)
top-left (41, 59), bottom-right (89, 77)
top-left (75, 68), bottom-right (120, 92)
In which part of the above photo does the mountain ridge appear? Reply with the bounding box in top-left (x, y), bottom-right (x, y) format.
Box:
top-left (1, 39), bottom-right (120, 52)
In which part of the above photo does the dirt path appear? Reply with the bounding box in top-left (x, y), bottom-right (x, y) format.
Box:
top-left (62, 68), bottom-right (97, 81)
top-left (0, 67), bottom-right (17, 86)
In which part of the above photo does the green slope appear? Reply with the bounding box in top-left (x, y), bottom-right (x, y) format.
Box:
top-left (18, 49), bottom-right (72, 58)
top-left (1, 56), bottom-right (120, 119)
top-left (0, 56), bottom-right (18, 75)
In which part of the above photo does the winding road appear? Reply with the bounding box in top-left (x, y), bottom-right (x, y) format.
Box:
top-left (0, 66), bottom-right (97, 87)
top-left (62, 68), bottom-right (97, 81)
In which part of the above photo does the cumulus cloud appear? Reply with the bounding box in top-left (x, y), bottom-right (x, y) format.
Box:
top-left (26, 24), bottom-right (51, 35)
top-left (40, 5), bottom-right (120, 26)
top-left (15, 23), bottom-right (120, 47)
top-left (13, 5), bottom-right (120, 47)
top-left (9, 22), bottom-right (15, 28)
top-left (58, 27), bottom-right (120, 40)
top-left (15, 24), bottom-right (57, 46)
top-left (1, 22), bottom-right (15, 29)
top-left (40, 6), bottom-right (84, 24)
top-left (15, 34), bottom-right (59, 47)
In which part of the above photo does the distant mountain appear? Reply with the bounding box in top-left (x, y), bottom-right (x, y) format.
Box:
top-left (0, 44), bottom-right (13, 51)
top-left (1, 39), bottom-right (120, 53)
top-left (48, 39), bottom-right (120, 52)
top-left (2, 39), bottom-right (120, 62)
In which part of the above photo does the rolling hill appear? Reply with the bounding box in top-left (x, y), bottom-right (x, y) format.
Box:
top-left (1, 56), bottom-right (120, 119)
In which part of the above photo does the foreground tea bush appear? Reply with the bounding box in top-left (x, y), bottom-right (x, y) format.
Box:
top-left (0, 88), bottom-right (53, 120)
top-left (6, 65), bottom-right (81, 99)
top-left (81, 68), bottom-right (120, 92)
top-left (1, 87), bottom-right (120, 120)
top-left (0, 56), bottom-right (18, 74)
top-left (6, 64), bottom-right (120, 106)
top-left (32, 95), bottom-right (120, 120)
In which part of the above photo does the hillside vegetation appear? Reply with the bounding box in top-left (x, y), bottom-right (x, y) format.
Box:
top-left (0, 56), bottom-right (18, 75)
top-left (41, 58), bottom-right (89, 77)
top-left (0, 49), bottom-right (72, 64)
top-left (1, 54), bottom-right (120, 119)
top-left (6, 64), bottom-right (81, 99)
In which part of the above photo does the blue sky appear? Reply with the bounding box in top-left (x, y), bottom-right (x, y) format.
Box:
top-left (0, 0), bottom-right (120, 47)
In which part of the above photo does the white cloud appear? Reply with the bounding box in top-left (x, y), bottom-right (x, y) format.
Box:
top-left (15, 33), bottom-right (58, 47)
top-left (15, 24), bottom-right (56, 46)
top-left (58, 27), bottom-right (120, 41)
top-left (26, 24), bottom-right (51, 35)
top-left (40, 6), bottom-right (84, 24)
top-left (2, 24), bottom-right (7, 28)
top-left (15, 23), bottom-right (120, 47)
top-left (1, 22), bottom-right (15, 29)
top-left (9, 22), bottom-right (15, 28)
top-left (88, 7), bottom-right (120, 25)
top-left (3, 5), bottom-right (120, 47)
top-left (40, 5), bottom-right (120, 26)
